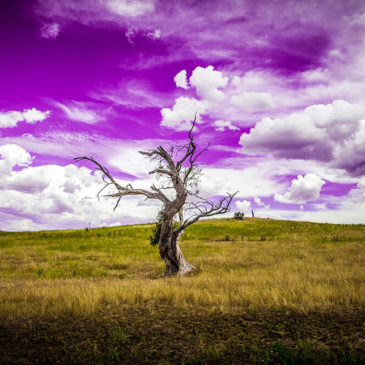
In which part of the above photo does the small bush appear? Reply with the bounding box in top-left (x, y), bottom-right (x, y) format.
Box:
top-left (233, 211), bottom-right (245, 220)
top-left (150, 212), bottom-right (180, 246)
top-left (150, 220), bottom-right (162, 246)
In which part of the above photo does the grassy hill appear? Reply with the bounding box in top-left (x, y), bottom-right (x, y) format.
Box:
top-left (0, 218), bottom-right (364, 364)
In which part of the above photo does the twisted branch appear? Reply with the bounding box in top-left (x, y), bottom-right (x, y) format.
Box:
top-left (74, 156), bottom-right (170, 210)
top-left (178, 192), bottom-right (237, 232)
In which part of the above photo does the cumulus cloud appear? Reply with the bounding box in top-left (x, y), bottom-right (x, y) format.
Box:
top-left (214, 120), bottom-right (239, 132)
top-left (275, 173), bottom-right (325, 204)
top-left (161, 97), bottom-right (208, 131)
top-left (55, 101), bottom-right (105, 124)
top-left (0, 144), bottom-right (49, 193)
top-left (0, 145), bottom-right (161, 231)
top-left (240, 114), bottom-right (328, 160)
top-left (254, 196), bottom-right (270, 209)
top-left (0, 108), bottom-right (50, 128)
top-left (240, 100), bottom-right (365, 175)
top-left (189, 66), bottom-right (228, 102)
top-left (230, 91), bottom-right (275, 112)
top-left (334, 119), bottom-right (365, 176)
top-left (40, 22), bottom-right (60, 39)
top-left (2, 167), bottom-right (51, 194)
top-left (106, 0), bottom-right (155, 17)
top-left (0, 144), bottom-right (33, 173)
top-left (235, 199), bottom-right (251, 213)
top-left (174, 70), bottom-right (189, 89)
top-left (163, 66), bottom-right (283, 131)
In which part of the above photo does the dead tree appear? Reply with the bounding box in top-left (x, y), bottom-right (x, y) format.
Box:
top-left (75, 122), bottom-right (236, 276)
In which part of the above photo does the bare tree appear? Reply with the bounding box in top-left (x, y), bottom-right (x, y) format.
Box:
top-left (75, 122), bottom-right (236, 277)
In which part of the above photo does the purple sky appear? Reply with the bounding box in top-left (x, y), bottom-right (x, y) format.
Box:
top-left (1, 0), bottom-right (365, 231)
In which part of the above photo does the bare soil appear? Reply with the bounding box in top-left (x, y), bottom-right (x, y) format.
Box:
top-left (1, 306), bottom-right (364, 364)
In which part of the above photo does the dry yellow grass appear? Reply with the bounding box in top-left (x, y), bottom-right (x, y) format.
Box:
top-left (0, 218), bottom-right (364, 320)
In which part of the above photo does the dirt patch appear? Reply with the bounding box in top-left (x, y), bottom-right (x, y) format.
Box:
top-left (1, 307), bottom-right (364, 364)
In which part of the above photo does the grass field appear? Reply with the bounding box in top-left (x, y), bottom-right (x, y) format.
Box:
top-left (0, 218), bottom-right (364, 364)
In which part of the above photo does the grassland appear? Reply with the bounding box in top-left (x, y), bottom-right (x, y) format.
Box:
top-left (0, 218), bottom-right (364, 364)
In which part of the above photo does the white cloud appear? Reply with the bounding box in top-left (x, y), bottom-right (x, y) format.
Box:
top-left (1, 166), bottom-right (51, 194)
top-left (0, 111), bottom-right (23, 128)
top-left (230, 91), bottom-right (275, 112)
top-left (254, 196), bottom-right (270, 209)
top-left (0, 145), bottom-right (161, 231)
top-left (214, 120), bottom-right (239, 132)
top-left (229, 64), bottom-right (365, 118)
top-left (22, 108), bottom-right (49, 123)
top-left (174, 70), bottom-right (189, 89)
top-left (108, 146), bottom-right (154, 177)
top-left (198, 164), bottom-right (283, 199)
top-left (106, 0), bottom-right (155, 17)
top-left (235, 199), bottom-right (251, 213)
top-left (264, 178), bottom-right (365, 224)
top-left (189, 66), bottom-right (228, 102)
top-left (0, 144), bottom-right (49, 193)
top-left (274, 173), bottom-right (325, 204)
top-left (0, 144), bottom-right (33, 173)
top-left (240, 113), bottom-right (327, 159)
top-left (254, 197), bottom-right (263, 206)
top-left (0, 140), bottom-right (363, 230)
top-left (161, 97), bottom-right (208, 131)
top-left (240, 100), bottom-right (365, 174)
top-left (301, 68), bottom-right (330, 83)
top-left (40, 22), bottom-right (60, 39)
top-left (334, 119), bottom-right (365, 176)
top-left (0, 108), bottom-right (50, 128)
top-left (55, 101), bottom-right (105, 124)
top-left (306, 99), bottom-right (362, 127)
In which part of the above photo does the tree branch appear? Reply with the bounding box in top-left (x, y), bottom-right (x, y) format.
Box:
top-left (178, 192), bottom-right (237, 232)
top-left (176, 118), bottom-right (197, 171)
top-left (74, 156), bottom-right (170, 210)
top-left (148, 168), bottom-right (173, 176)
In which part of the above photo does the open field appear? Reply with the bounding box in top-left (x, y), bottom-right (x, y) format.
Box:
top-left (0, 218), bottom-right (364, 364)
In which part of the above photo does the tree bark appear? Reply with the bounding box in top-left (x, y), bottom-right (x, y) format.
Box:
top-left (159, 212), bottom-right (179, 276)
top-left (159, 212), bottom-right (195, 277)
top-left (175, 231), bottom-right (196, 276)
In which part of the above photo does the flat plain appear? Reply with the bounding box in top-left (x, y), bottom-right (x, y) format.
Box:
top-left (0, 218), bottom-right (364, 364)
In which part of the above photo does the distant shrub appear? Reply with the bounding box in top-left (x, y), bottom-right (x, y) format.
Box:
top-left (150, 212), bottom-right (180, 246)
top-left (150, 220), bottom-right (162, 246)
top-left (233, 212), bottom-right (245, 220)
top-left (150, 211), bottom-right (163, 246)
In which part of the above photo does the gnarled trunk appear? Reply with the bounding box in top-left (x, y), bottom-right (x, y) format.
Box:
top-left (176, 231), bottom-right (196, 276)
top-left (159, 217), bottom-right (179, 276)
top-left (159, 214), bottom-right (195, 277)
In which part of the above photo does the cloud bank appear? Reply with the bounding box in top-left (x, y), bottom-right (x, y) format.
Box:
top-left (275, 173), bottom-right (325, 204)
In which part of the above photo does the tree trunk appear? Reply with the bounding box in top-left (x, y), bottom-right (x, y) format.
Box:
top-left (159, 215), bottom-right (179, 277)
top-left (159, 219), bottom-right (195, 277)
top-left (175, 230), bottom-right (196, 276)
